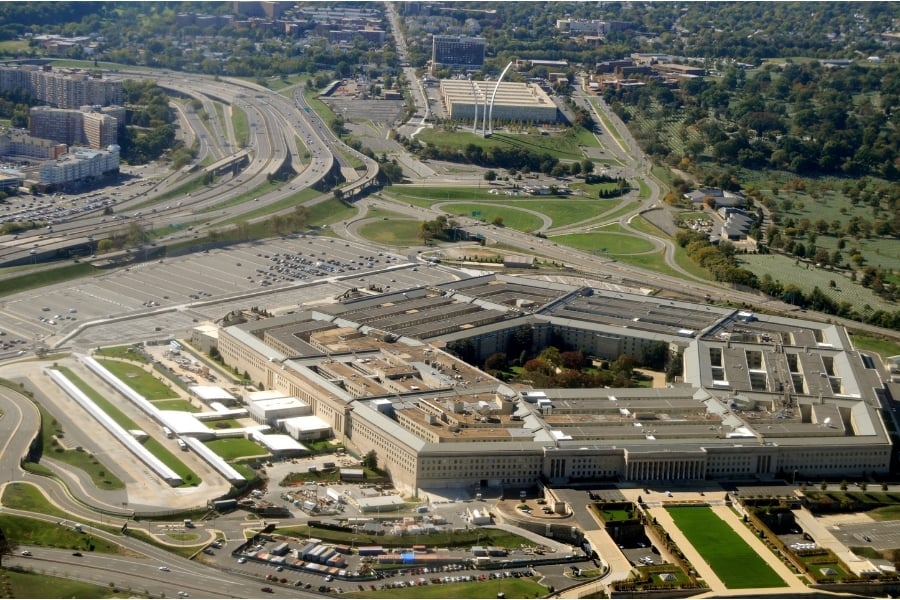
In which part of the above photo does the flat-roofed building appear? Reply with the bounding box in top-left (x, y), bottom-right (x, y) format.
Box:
top-left (431, 35), bottom-right (485, 72)
top-left (204, 273), bottom-right (893, 496)
top-left (439, 79), bottom-right (559, 124)
top-left (38, 144), bottom-right (119, 186)
top-left (248, 396), bottom-right (310, 426)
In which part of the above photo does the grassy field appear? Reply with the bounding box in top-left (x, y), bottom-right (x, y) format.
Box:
top-left (357, 219), bottom-right (422, 246)
top-left (386, 186), bottom-right (508, 207)
top-left (53, 368), bottom-right (200, 486)
top-left (94, 346), bottom-right (149, 363)
top-left (3, 482), bottom-right (72, 520)
top-left (849, 334), bottom-right (900, 360)
top-left (867, 504), bottom-right (900, 521)
top-left (628, 216), bottom-right (712, 281)
top-left (738, 254), bottom-right (897, 314)
top-left (0, 510), bottom-right (122, 554)
top-left (524, 198), bottom-right (619, 228)
top-left (0, 569), bottom-right (141, 599)
top-left (95, 359), bottom-right (178, 400)
top-left (0, 263), bottom-right (97, 299)
top-left (231, 104), bottom-right (249, 148)
top-left (214, 187), bottom-right (321, 227)
top-left (343, 577), bottom-right (547, 599)
top-left (550, 231), bottom-right (656, 255)
top-left (442, 203), bottom-right (544, 232)
top-left (36, 403), bottom-right (124, 491)
top-left (307, 197), bottom-right (359, 227)
top-left (415, 128), bottom-right (594, 160)
top-left (203, 438), bottom-right (267, 461)
top-left (666, 506), bottom-right (785, 589)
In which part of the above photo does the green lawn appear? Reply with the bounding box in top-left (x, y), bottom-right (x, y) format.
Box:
top-left (0, 511), bottom-right (122, 554)
top-left (2, 482), bottom-right (71, 520)
top-left (0, 263), bottom-right (97, 299)
top-left (231, 104), bottom-right (249, 148)
top-left (357, 219), bottom-right (423, 246)
top-left (94, 346), bottom-right (149, 363)
top-left (386, 186), bottom-right (507, 207)
top-left (443, 203), bottom-right (544, 232)
top-left (666, 506), bottom-right (785, 589)
top-left (343, 577), bottom-right (547, 599)
top-left (551, 231), bottom-right (656, 255)
top-left (415, 128), bottom-right (591, 160)
top-left (204, 438), bottom-right (268, 461)
top-left (212, 187), bottom-right (320, 228)
top-left (528, 198), bottom-right (618, 228)
top-left (0, 569), bottom-right (140, 599)
top-left (850, 334), bottom-right (900, 361)
top-left (95, 359), bottom-right (178, 400)
top-left (629, 216), bottom-right (712, 281)
top-left (307, 197), bottom-right (359, 227)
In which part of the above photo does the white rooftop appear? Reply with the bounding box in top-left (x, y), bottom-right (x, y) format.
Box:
top-left (282, 415), bottom-right (331, 432)
top-left (190, 385), bottom-right (237, 402)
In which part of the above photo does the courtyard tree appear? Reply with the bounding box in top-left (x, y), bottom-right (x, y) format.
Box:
top-left (362, 450), bottom-right (378, 471)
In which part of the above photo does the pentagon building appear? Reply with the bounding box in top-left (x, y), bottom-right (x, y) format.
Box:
top-left (208, 274), bottom-right (892, 495)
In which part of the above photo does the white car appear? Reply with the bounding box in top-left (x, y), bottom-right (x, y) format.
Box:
top-left (158, 566), bottom-right (170, 572)
top-left (237, 557), bottom-right (247, 564)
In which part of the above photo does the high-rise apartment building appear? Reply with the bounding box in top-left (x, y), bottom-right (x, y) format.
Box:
top-left (29, 106), bottom-right (119, 149)
top-left (0, 66), bottom-right (122, 109)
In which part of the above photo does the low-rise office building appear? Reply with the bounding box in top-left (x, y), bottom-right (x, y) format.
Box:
top-left (208, 273), bottom-right (893, 496)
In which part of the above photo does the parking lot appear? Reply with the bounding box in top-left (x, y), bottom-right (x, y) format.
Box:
top-left (0, 235), bottom-right (457, 353)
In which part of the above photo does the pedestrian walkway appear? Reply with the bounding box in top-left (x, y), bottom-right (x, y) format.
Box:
top-left (793, 508), bottom-right (879, 576)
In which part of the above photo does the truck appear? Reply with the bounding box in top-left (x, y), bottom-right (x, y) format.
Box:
top-left (184, 519), bottom-right (194, 528)
top-left (163, 426), bottom-right (173, 439)
top-left (178, 439), bottom-right (188, 451)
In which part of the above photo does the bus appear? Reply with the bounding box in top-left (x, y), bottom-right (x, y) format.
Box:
top-left (163, 426), bottom-right (173, 439)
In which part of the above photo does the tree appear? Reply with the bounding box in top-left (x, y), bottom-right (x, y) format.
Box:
top-left (580, 159), bottom-right (595, 175)
top-left (362, 450), bottom-right (378, 471)
top-left (484, 352), bottom-right (508, 373)
top-left (0, 529), bottom-right (17, 567)
top-left (484, 170), bottom-right (497, 181)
